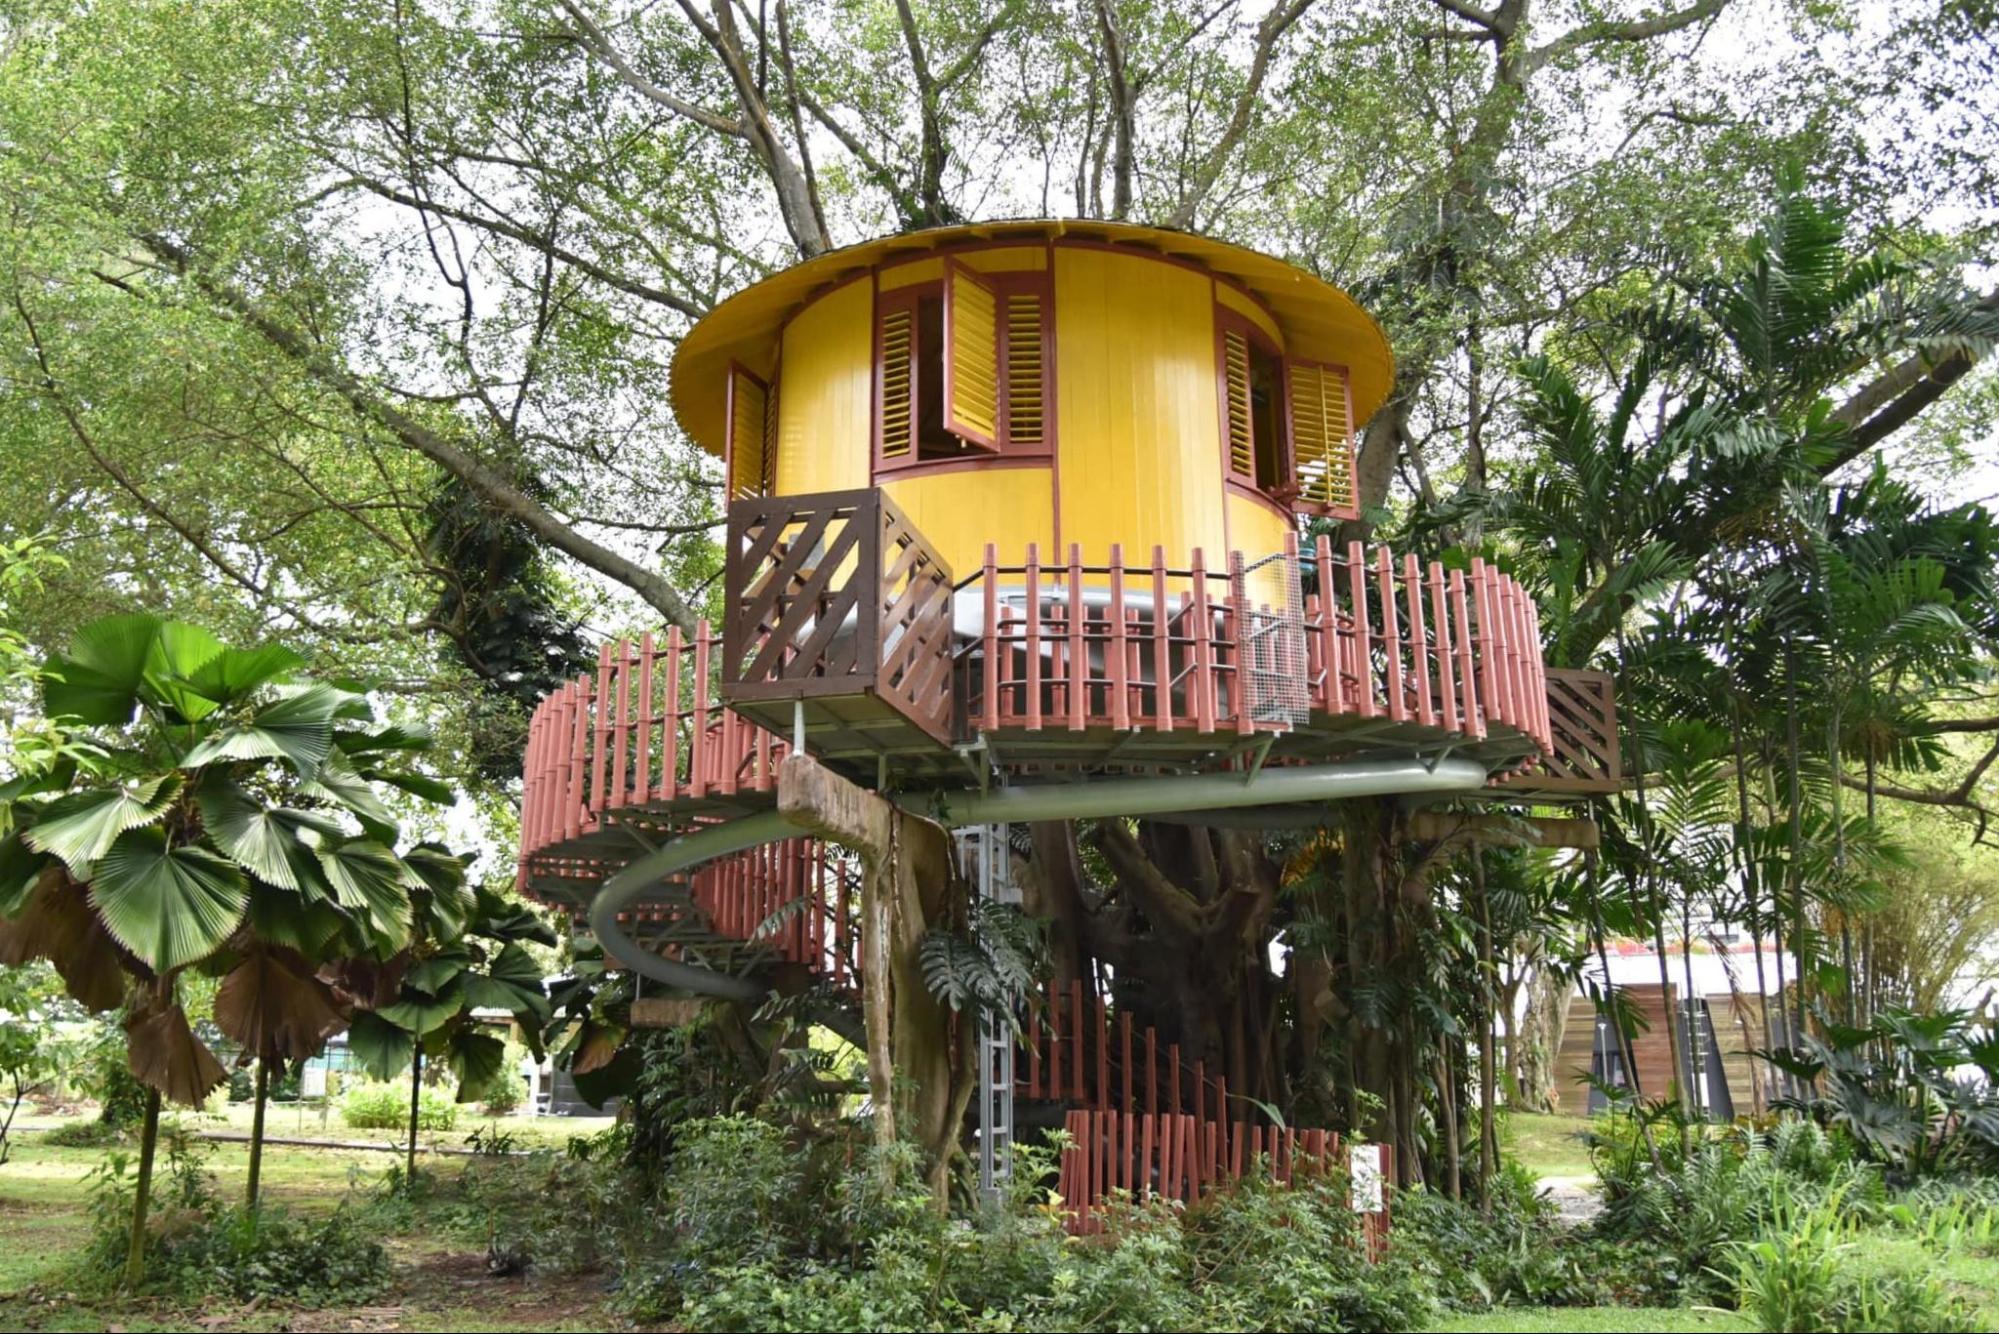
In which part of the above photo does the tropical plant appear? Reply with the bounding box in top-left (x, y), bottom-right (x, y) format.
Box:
top-left (343, 880), bottom-right (554, 1180)
top-left (1762, 1005), bottom-right (1999, 1177)
top-left (0, 613), bottom-right (456, 1278)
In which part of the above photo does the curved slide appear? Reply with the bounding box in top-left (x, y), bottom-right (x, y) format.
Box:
top-left (590, 756), bottom-right (1491, 998)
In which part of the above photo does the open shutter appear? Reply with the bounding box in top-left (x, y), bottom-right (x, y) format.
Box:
top-left (876, 290), bottom-right (917, 465)
top-left (1220, 326), bottom-right (1254, 481)
top-left (998, 278), bottom-right (1051, 453)
top-left (1287, 361), bottom-right (1358, 518)
top-left (758, 365), bottom-right (780, 495)
top-left (943, 260), bottom-right (1000, 450)
top-left (725, 364), bottom-right (771, 500)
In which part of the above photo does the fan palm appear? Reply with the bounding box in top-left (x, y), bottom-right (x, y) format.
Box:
top-left (0, 614), bottom-right (455, 1279)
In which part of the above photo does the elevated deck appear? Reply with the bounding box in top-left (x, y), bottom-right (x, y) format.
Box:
top-left (517, 490), bottom-right (1618, 967)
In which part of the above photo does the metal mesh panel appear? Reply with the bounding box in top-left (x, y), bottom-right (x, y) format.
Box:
top-left (1238, 548), bottom-right (1309, 728)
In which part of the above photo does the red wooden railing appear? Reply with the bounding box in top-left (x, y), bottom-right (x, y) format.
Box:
top-left (687, 837), bottom-right (858, 986)
top-left (967, 535), bottom-right (1551, 757)
top-left (518, 540), bottom-right (1558, 881)
top-left (1057, 1108), bottom-right (1393, 1253)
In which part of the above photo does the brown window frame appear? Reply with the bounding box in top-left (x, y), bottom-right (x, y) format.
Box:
top-left (724, 360), bottom-right (777, 500)
top-left (873, 263), bottom-right (1055, 479)
top-left (1214, 306), bottom-right (1297, 506)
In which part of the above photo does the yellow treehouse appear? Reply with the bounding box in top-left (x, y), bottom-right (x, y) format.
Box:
top-left (518, 220), bottom-right (1615, 992)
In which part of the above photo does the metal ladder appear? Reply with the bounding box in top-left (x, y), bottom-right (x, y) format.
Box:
top-left (959, 823), bottom-right (1020, 1201)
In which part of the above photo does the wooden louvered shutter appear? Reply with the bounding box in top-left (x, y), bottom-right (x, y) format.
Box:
top-left (942, 260), bottom-right (1000, 450)
top-left (997, 276), bottom-right (1051, 454)
top-left (876, 290), bottom-right (918, 465)
top-left (1286, 361), bottom-right (1358, 518)
top-left (1220, 326), bottom-right (1254, 481)
top-left (725, 363), bottom-right (771, 500)
top-left (758, 365), bottom-right (780, 495)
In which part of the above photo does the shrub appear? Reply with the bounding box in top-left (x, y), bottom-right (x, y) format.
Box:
top-left (1729, 1194), bottom-right (1977, 1333)
top-left (41, 1118), bottom-right (125, 1148)
top-left (340, 1081), bottom-right (458, 1131)
top-left (84, 1140), bottom-right (386, 1303)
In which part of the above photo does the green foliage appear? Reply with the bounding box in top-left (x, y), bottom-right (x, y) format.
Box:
top-left (42, 1118), bottom-right (126, 1148)
top-left (1729, 1191), bottom-right (1978, 1333)
top-left (1592, 1116), bottom-right (1887, 1301)
top-left (1762, 1005), bottom-right (1999, 1177)
top-left (340, 1081), bottom-right (457, 1132)
top-left (81, 1123), bottom-right (386, 1303)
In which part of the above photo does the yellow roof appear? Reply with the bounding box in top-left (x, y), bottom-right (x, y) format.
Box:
top-left (670, 219), bottom-right (1395, 457)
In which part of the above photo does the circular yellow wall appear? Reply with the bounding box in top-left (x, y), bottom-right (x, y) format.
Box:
top-left (770, 242), bottom-right (1299, 580)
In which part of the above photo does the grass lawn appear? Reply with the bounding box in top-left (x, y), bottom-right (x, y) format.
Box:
top-left (1427, 1308), bottom-right (1752, 1332)
top-left (1500, 1110), bottom-right (1598, 1182)
top-left (0, 1127), bottom-right (622, 1332)
top-left (8, 1101), bottom-right (614, 1153)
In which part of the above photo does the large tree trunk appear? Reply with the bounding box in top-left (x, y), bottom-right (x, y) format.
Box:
top-left (778, 757), bottom-right (969, 1197)
top-left (1514, 963), bottom-right (1570, 1113)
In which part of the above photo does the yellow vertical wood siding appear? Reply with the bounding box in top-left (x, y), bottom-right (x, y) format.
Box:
top-left (879, 467), bottom-right (1056, 577)
top-left (1052, 249), bottom-right (1230, 566)
top-left (775, 277), bottom-right (872, 494)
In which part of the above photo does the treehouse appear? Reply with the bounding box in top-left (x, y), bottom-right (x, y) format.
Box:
top-left (514, 221), bottom-right (1619, 1219)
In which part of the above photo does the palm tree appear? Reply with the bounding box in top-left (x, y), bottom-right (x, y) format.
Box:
top-left (346, 882), bottom-right (556, 1182)
top-left (0, 614), bottom-right (454, 1281)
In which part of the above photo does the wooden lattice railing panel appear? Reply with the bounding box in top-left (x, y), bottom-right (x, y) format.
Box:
top-left (1544, 668), bottom-right (1619, 785)
top-left (722, 489), bottom-right (955, 745)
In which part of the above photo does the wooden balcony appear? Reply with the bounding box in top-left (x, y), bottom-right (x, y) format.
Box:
top-left (516, 492), bottom-right (1620, 921)
top-left (722, 487), bottom-right (956, 767)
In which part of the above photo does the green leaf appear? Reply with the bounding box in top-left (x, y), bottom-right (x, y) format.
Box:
top-left (42, 614), bottom-right (162, 725)
top-left (25, 775), bottom-right (179, 871)
top-left (180, 683), bottom-right (344, 776)
top-left (405, 843), bottom-right (473, 941)
top-left (462, 942), bottom-right (549, 1023)
top-left (471, 885), bottom-right (558, 946)
top-left (245, 881), bottom-right (348, 958)
top-left (182, 644), bottom-right (306, 709)
top-left (0, 832), bottom-right (51, 917)
top-left (363, 768), bottom-right (455, 805)
top-left (315, 839), bottom-right (412, 951)
top-left (380, 974), bottom-right (465, 1036)
top-left (448, 1029), bottom-right (507, 1103)
top-left (335, 723), bottom-right (432, 755)
top-left (197, 779), bottom-right (343, 892)
top-left (347, 1008), bottom-right (416, 1082)
top-left (297, 755), bottom-right (398, 841)
top-left (90, 828), bottom-right (248, 972)
top-left (404, 948), bottom-right (470, 996)
top-left (142, 623), bottom-right (228, 720)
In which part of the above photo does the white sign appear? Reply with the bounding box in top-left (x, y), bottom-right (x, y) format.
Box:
top-left (1350, 1142), bottom-right (1384, 1212)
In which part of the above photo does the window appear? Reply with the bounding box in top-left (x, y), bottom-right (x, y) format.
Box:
top-left (876, 258), bottom-right (1052, 472)
top-left (1218, 310), bottom-right (1291, 498)
top-left (725, 362), bottom-right (776, 499)
top-left (1217, 305), bottom-right (1360, 520)
top-left (1287, 360), bottom-right (1359, 519)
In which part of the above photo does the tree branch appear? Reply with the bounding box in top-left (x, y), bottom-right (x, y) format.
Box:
top-left (137, 234), bottom-right (704, 635)
top-left (1163, 0), bottom-right (1316, 231)
top-left (1523, 0), bottom-right (1729, 75)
